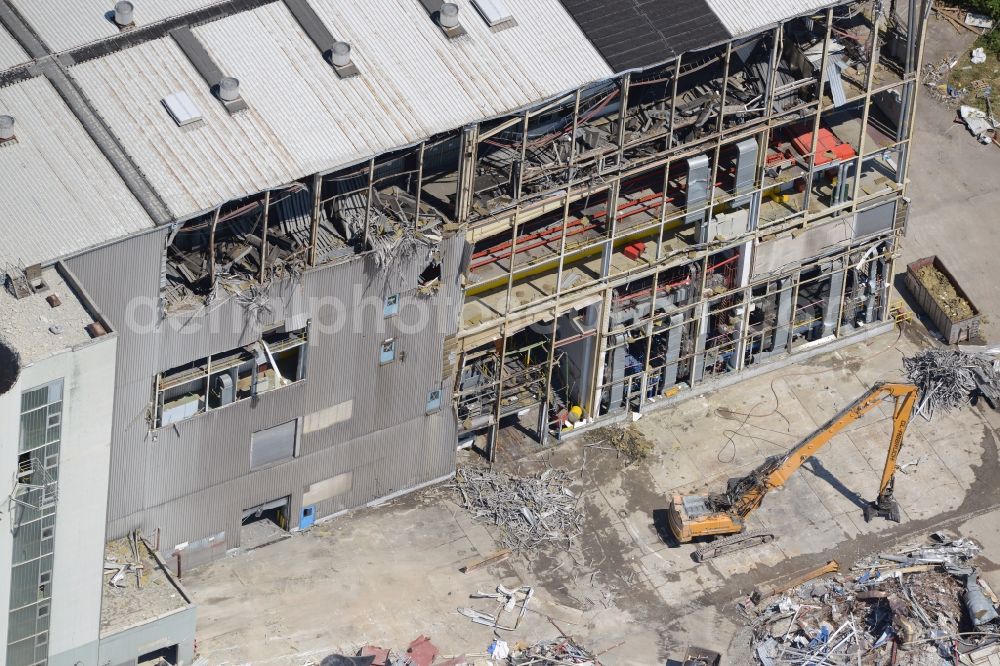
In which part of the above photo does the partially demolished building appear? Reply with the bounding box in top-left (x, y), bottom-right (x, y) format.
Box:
top-left (0, 0), bottom-right (929, 663)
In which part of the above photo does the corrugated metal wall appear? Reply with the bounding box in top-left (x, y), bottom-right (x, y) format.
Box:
top-left (65, 229), bottom-right (167, 525)
top-left (67, 228), bottom-right (460, 557)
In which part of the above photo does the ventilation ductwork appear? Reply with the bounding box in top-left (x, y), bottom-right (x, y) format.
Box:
top-left (418, 0), bottom-right (466, 38)
top-left (330, 41), bottom-right (351, 67)
top-left (113, 1), bottom-right (135, 27)
top-left (283, 0), bottom-right (359, 78)
top-left (439, 3), bottom-right (460, 28)
top-left (0, 115), bottom-right (15, 142)
top-left (217, 77), bottom-right (241, 102)
top-left (171, 27), bottom-right (248, 113)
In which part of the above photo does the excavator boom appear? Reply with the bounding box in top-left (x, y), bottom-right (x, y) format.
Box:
top-left (667, 381), bottom-right (919, 551)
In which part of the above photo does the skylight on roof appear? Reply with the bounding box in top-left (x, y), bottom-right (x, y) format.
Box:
top-left (472, 0), bottom-right (513, 26)
top-left (162, 91), bottom-right (202, 127)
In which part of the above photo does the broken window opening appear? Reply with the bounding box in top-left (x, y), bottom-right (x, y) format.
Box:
top-left (154, 323), bottom-right (308, 427)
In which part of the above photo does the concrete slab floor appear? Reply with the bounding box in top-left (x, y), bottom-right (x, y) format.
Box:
top-left (184, 20), bottom-right (1000, 664)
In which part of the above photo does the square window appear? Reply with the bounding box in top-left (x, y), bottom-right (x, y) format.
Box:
top-left (46, 412), bottom-right (60, 428)
top-left (43, 454), bottom-right (58, 469)
top-left (41, 527), bottom-right (53, 540)
top-left (383, 294), bottom-right (400, 317)
top-left (35, 632), bottom-right (47, 647)
top-left (426, 389), bottom-right (442, 414)
top-left (380, 339), bottom-right (396, 365)
top-left (37, 604), bottom-right (48, 618)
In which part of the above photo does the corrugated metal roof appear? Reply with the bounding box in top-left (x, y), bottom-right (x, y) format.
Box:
top-left (0, 78), bottom-right (154, 267)
top-left (8, 0), bottom-right (228, 53)
top-left (557, 0), bottom-right (730, 72)
top-left (68, 0), bottom-right (612, 219)
top-left (0, 23), bottom-right (29, 71)
top-left (705, 0), bottom-right (840, 36)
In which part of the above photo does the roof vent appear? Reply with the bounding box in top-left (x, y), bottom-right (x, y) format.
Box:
top-left (439, 3), bottom-right (460, 28)
top-left (114, 1), bottom-right (135, 28)
top-left (331, 41), bottom-right (351, 67)
top-left (0, 115), bottom-right (15, 143)
top-left (217, 76), bottom-right (241, 102)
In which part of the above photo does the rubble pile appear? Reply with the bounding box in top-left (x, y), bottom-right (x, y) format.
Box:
top-left (455, 466), bottom-right (583, 554)
top-left (315, 636), bottom-right (599, 666)
top-left (904, 349), bottom-right (1000, 418)
top-left (742, 534), bottom-right (1000, 665)
top-left (605, 424), bottom-right (654, 466)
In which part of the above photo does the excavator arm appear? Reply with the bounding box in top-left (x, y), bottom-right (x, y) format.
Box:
top-left (727, 382), bottom-right (918, 521)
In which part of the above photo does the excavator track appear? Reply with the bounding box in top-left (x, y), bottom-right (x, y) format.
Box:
top-left (693, 530), bottom-right (775, 562)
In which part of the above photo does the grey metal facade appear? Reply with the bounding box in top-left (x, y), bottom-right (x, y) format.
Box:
top-left (66, 229), bottom-right (459, 557)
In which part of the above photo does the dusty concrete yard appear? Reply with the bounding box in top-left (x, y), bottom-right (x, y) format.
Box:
top-left (184, 323), bottom-right (1000, 665)
top-left (182, 20), bottom-right (1000, 666)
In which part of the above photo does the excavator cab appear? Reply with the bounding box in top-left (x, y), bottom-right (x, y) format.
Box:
top-left (666, 494), bottom-right (741, 543)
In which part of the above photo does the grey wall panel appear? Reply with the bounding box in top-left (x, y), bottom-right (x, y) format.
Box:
top-left (108, 410), bottom-right (455, 552)
top-left (65, 230), bottom-right (166, 524)
top-left (71, 225), bottom-right (459, 556)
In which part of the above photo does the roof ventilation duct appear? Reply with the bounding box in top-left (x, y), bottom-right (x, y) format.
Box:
top-left (0, 115), bottom-right (15, 142)
top-left (217, 77), bottom-right (241, 102)
top-left (439, 3), bottom-right (460, 28)
top-left (330, 41), bottom-right (351, 67)
top-left (283, 0), bottom-right (359, 78)
top-left (113, 1), bottom-right (135, 27)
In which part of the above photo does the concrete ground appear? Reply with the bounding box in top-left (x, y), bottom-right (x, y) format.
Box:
top-left (185, 325), bottom-right (1000, 665)
top-left (902, 16), bottom-right (1000, 341)
top-left (183, 19), bottom-right (1000, 666)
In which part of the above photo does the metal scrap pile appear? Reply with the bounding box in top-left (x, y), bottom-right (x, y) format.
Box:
top-left (455, 466), bottom-right (583, 554)
top-left (904, 349), bottom-right (1000, 419)
top-left (508, 638), bottom-right (598, 665)
top-left (742, 534), bottom-right (1000, 665)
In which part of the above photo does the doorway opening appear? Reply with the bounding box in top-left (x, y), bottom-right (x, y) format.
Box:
top-left (240, 496), bottom-right (291, 550)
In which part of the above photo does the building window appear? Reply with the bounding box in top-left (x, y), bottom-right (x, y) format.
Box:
top-left (383, 293), bottom-right (400, 317)
top-left (153, 322), bottom-right (309, 428)
top-left (426, 388), bottom-right (442, 414)
top-left (19, 381), bottom-right (62, 453)
top-left (380, 338), bottom-right (396, 364)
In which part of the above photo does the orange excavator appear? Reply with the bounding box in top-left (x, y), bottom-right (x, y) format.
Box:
top-left (667, 382), bottom-right (919, 561)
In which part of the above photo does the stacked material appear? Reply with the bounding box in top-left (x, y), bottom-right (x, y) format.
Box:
top-left (742, 534), bottom-right (1000, 665)
top-left (904, 349), bottom-right (1000, 419)
top-left (455, 466), bottom-right (583, 554)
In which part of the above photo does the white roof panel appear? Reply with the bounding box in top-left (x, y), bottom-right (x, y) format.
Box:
top-left (0, 23), bottom-right (29, 71)
top-left (68, 0), bottom-right (612, 219)
top-left (9, 0), bottom-right (228, 53)
top-left (0, 78), bottom-right (154, 267)
top-left (706, 0), bottom-right (840, 36)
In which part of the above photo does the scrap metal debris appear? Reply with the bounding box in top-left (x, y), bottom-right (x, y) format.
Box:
top-left (904, 349), bottom-right (1000, 419)
top-left (458, 584), bottom-right (534, 630)
top-left (455, 466), bottom-right (583, 554)
top-left (740, 533), bottom-right (1000, 665)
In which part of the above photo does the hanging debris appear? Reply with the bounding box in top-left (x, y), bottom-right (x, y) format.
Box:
top-left (455, 466), bottom-right (582, 555)
top-left (904, 349), bottom-right (1000, 419)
